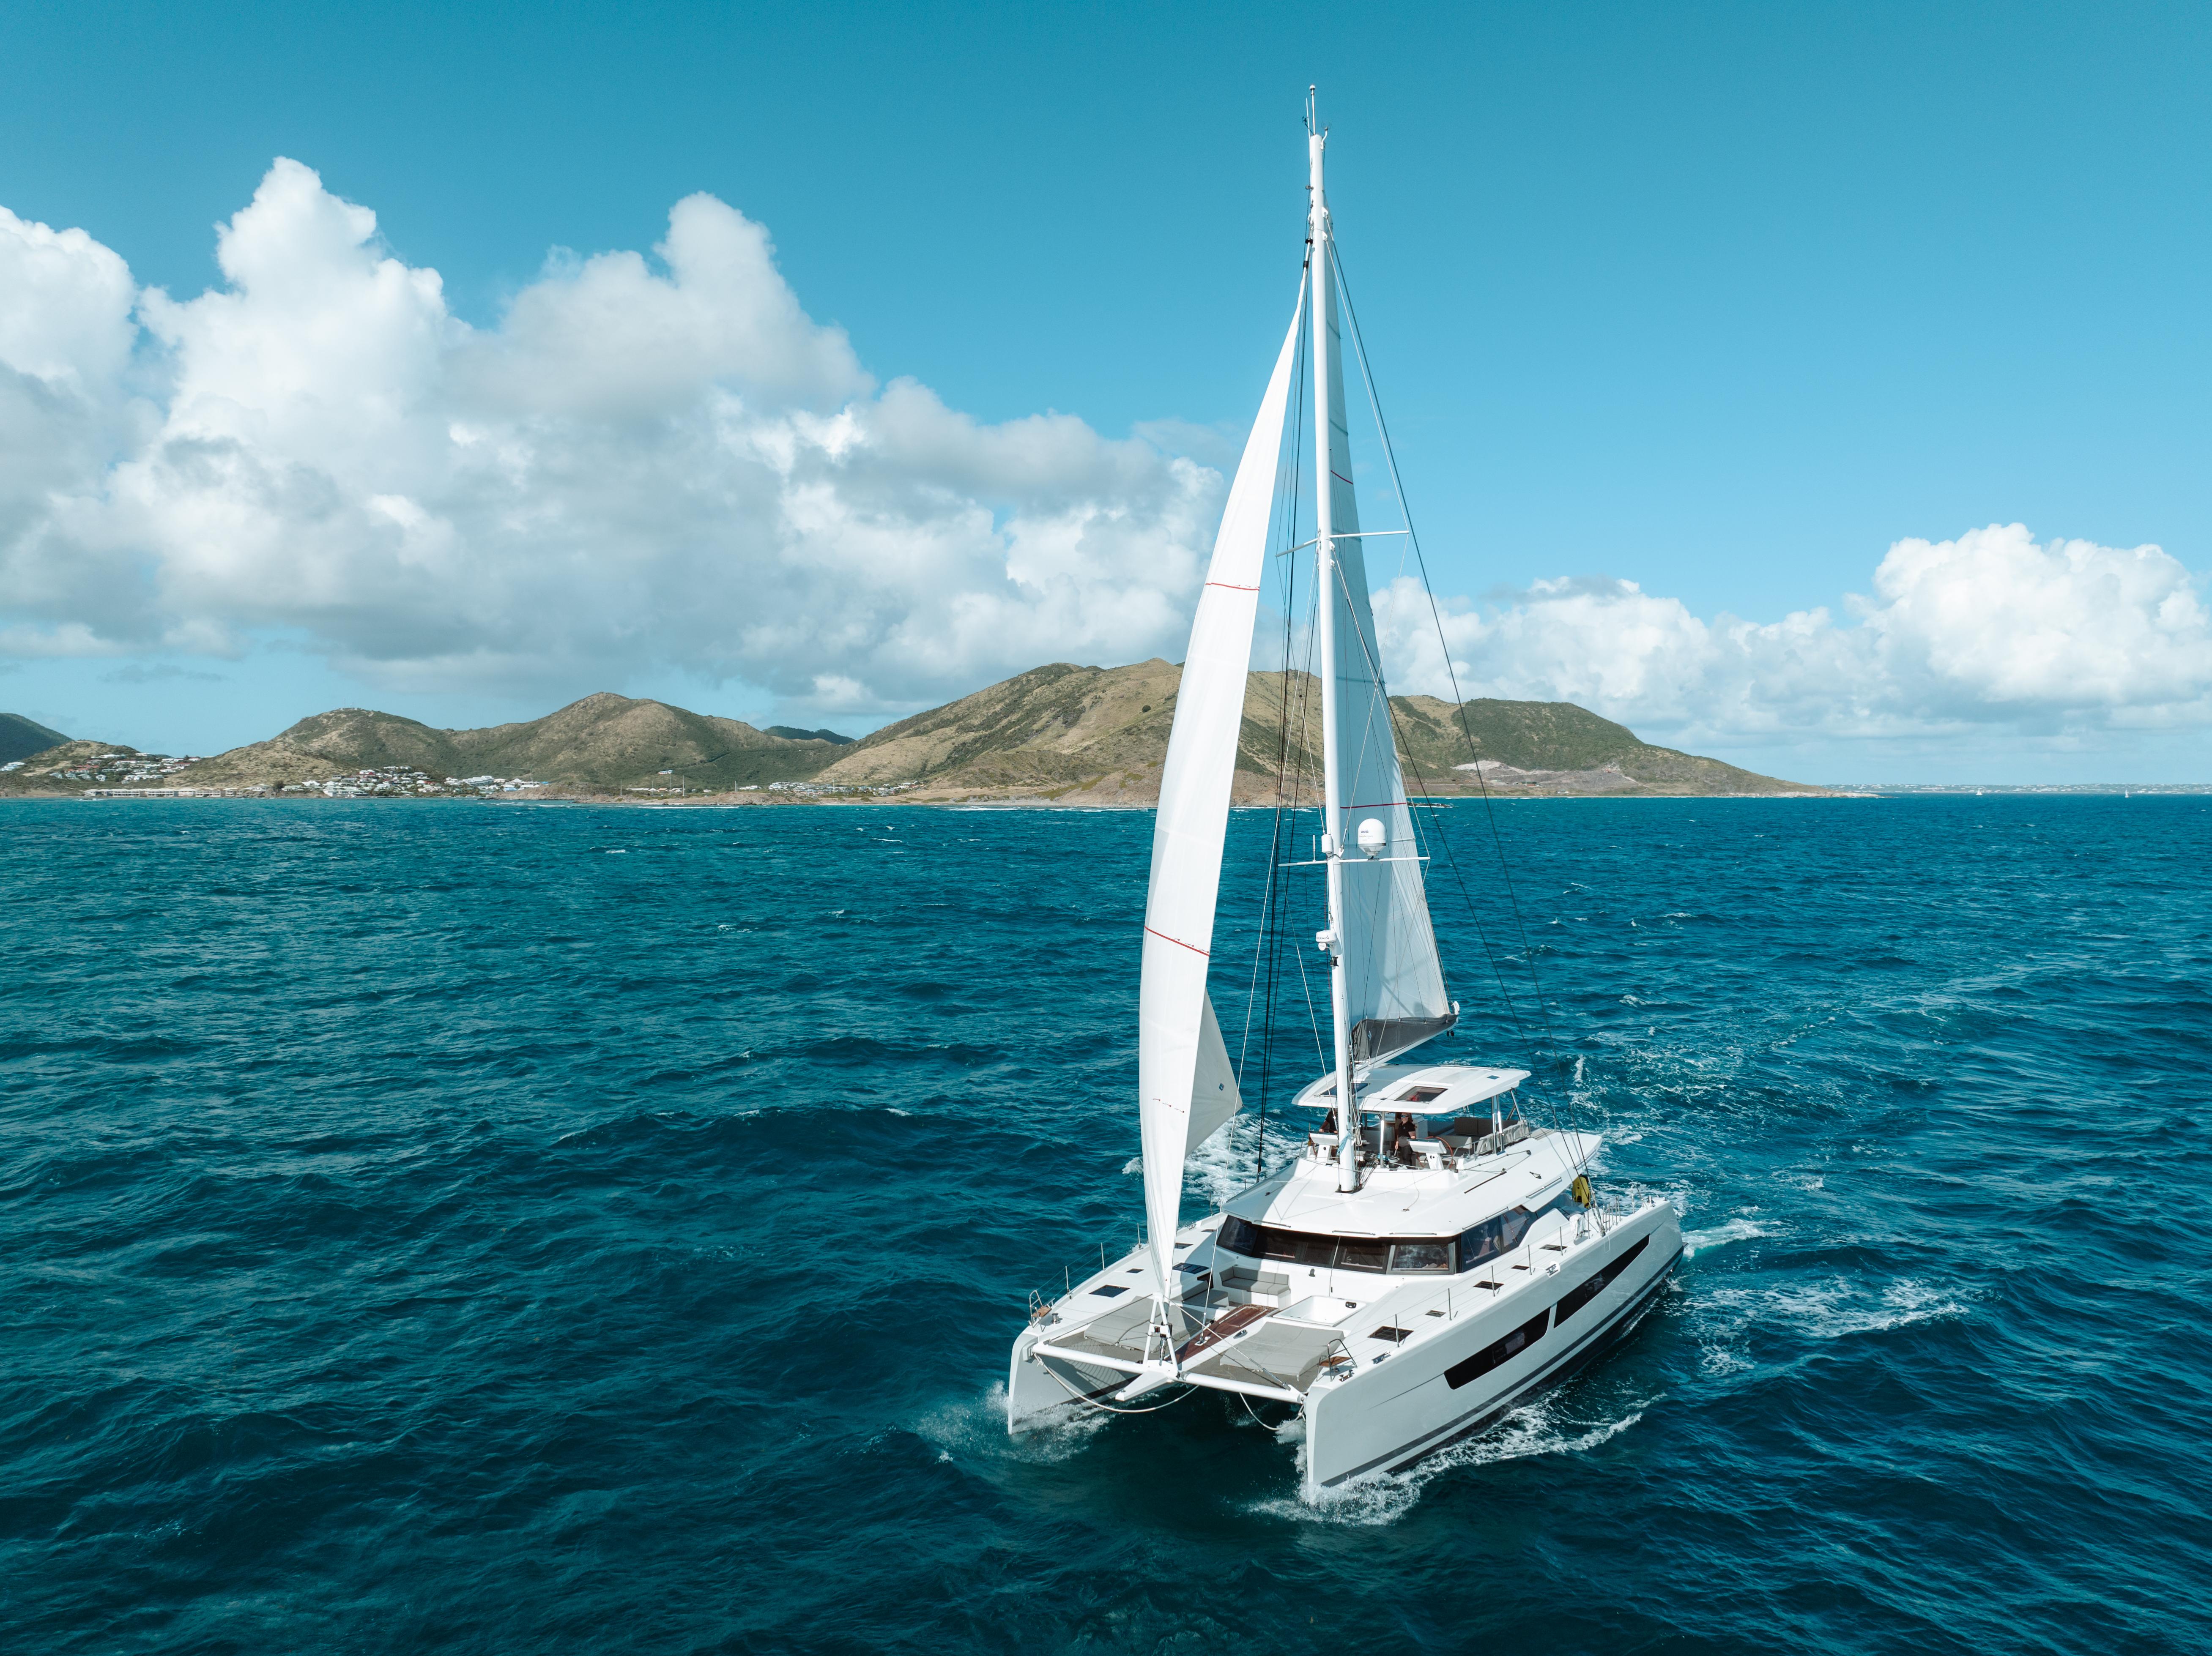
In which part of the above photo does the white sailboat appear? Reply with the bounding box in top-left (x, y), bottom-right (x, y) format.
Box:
top-left (1006, 96), bottom-right (1681, 1499)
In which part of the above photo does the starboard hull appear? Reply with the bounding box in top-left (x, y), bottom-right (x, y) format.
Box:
top-left (1300, 1202), bottom-right (1681, 1496)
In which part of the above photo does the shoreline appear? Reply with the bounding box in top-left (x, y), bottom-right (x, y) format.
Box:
top-left (14, 786), bottom-right (2207, 808)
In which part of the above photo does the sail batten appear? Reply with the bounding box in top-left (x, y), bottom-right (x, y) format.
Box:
top-left (1134, 286), bottom-right (1306, 1308)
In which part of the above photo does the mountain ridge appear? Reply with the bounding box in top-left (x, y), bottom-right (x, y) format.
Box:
top-left (1, 669), bottom-right (1819, 800)
top-left (814, 661), bottom-right (1812, 801)
top-left (0, 712), bottom-right (70, 766)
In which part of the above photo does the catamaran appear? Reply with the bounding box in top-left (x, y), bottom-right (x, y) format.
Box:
top-left (1006, 96), bottom-right (1681, 1499)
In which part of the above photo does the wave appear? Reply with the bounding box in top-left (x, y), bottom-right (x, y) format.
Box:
top-left (1683, 1216), bottom-right (1774, 1254)
top-left (1249, 1393), bottom-right (1655, 1527)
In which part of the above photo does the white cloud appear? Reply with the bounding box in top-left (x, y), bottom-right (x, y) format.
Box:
top-left (1, 164), bottom-right (2202, 755)
top-left (0, 160), bottom-right (1221, 714)
top-left (1372, 523), bottom-right (2212, 748)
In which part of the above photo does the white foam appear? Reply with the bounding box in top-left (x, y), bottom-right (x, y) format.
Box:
top-left (1179, 1112), bottom-right (1297, 1210)
top-left (1247, 1393), bottom-right (1652, 1527)
top-left (1684, 1216), bottom-right (1771, 1255)
top-left (1694, 1274), bottom-right (1971, 1352)
top-left (920, 1383), bottom-right (1112, 1468)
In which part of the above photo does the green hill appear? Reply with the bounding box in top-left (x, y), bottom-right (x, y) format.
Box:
top-left (12, 669), bottom-right (1812, 802)
top-left (451, 693), bottom-right (843, 788)
top-left (173, 694), bottom-right (846, 792)
top-left (0, 713), bottom-right (70, 766)
top-left (814, 663), bottom-right (1812, 801)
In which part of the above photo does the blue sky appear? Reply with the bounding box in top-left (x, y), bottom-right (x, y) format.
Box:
top-left (2, 0), bottom-right (2207, 780)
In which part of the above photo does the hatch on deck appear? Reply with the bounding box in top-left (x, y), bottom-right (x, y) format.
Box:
top-left (1293, 1063), bottom-right (1531, 1115)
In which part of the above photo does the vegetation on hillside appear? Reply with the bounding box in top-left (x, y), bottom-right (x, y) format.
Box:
top-left (173, 695), bottom-right (846, 792)
top-left (0, 713), bottom-right (71, 767)
top-left (3, 666), bottom-right (1812, 801)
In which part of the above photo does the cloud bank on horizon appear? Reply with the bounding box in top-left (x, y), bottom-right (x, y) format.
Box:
top-left (1, 159), bottom-right (2205, 750)
top-left (1372, 523), bottom-right (2212, 750)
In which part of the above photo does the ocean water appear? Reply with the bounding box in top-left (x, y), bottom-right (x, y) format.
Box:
top-left (3, 794), bottom-right (2208, 1653)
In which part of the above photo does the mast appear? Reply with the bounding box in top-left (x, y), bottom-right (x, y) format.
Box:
top-left (1307, 93), bottom-right (1360, 1195)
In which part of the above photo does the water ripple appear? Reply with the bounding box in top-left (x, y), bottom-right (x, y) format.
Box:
top-left (1, 795), bottom-right (2207, 1653)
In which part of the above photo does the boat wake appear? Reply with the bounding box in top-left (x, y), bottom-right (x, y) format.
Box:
top-left (922, 1384), bottom-right (1112, 1467)
top-left (1683, 1215), bottom-right (1774, 1255)
top-left (1248, 1393), bottom-right (1654, 1527)
top-left (1691, 1274), bottom-right (1971, 1375)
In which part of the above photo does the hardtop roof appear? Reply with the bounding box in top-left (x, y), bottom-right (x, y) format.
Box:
top-left (1292, 1061), bottom-right (1532, 1115)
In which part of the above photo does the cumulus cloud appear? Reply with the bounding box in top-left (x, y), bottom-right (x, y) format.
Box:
top-left (0, 160), bottom-right (1219, 714)
top-left (1, 163), bottom-right (2202, 751)
top-left (1372, 523), bottom-right (2212, 749)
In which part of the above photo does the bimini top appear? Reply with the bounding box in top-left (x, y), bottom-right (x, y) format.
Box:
top-left (1292, 1062), bottom-right (1532, 1115)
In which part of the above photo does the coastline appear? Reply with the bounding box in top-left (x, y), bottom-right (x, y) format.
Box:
top-left (11, 783), bottom-right (2205, 809)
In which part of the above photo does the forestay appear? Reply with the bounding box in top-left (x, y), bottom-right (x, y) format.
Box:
top-left (1315, 248), bottom-right (1454, 1064)
top-left (1134, 286), bottom-right (1303, 1306)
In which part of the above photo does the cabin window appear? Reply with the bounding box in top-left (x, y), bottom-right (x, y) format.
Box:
top-left (1456, 1191), bottom-right (1583, 1271)
top-left (1456, 1206), bottom-right (1537, 1269)
top-left (1218, 1216), bottom-right (1263, 1257)
top-left (1216, 1218), bottom-right (1454, 1276)
top-left (1335, 1238), bottom-right (1391, 1273)
top-left (1390, 1240), bottom-right (1451, 1274)
top-left (1400, 1085), bottom-right (1447, 1103)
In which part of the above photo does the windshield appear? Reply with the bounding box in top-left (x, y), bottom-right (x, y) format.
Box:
top-left (1217, 1216), bottom-right (1454, 1275)
top-left (1217, 1188), bottom-right (1585, 1276)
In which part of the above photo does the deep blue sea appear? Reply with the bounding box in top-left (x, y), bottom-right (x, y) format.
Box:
top-left (4, 795), bottom-right (2209, 1653)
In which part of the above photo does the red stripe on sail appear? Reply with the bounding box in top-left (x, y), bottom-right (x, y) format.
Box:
top-left (1144, 926), bottom-right (1210, 957)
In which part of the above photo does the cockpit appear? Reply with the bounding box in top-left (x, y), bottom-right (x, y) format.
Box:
top-left (1294, 1062), bottom-right (1536, 1172)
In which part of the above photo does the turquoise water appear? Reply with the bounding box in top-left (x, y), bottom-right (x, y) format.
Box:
top-left (4, 795), bottom-right (2208, 1652)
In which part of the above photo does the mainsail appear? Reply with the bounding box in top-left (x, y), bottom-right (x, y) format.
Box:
top-left (1312, 216), bottom-right (1453, 1068)
top-left (1134, 288), bottom-right (1305, 1307)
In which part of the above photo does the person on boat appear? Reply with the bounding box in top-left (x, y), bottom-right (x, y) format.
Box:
top-left (1391, 1112), bottom-right (1419, 1164)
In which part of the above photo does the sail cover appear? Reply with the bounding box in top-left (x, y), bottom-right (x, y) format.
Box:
top-left (1317, 249), bottom-right (1454, 1066)
top-left (1135, 287), bottom-right (1304, 1306)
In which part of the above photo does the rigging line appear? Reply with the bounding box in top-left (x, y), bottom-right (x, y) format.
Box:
top-left (1330, 250), bottom-right (1586, 1172)
top-left (1243, 294), bottom-right (1311, 1183)
top-left (1034, 1358), bottom-right (1196, 1415)
top-left (1258, 330), bottom-right (1312, 1177)
top-left (1236, 343), bottom-right (1306, 1082)
top-left (1285, 570), bottom-right (1330, 1076)
top-left (1267, 299), bottom-right (1329, 1090)
top-left (1322, 550), bottom-right (1535, 1054)
top-left (1330, 249), bottom-right (1559, 1043)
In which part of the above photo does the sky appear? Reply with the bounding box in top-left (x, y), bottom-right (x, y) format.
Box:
top-left (1, 0), bottom-right (2207, 782)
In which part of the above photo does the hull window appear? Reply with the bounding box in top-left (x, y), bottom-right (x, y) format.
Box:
top-left (1554, 1234), bottom-right (1651, 1324)
top-left (1445, 1307), bottom-right (1553, 1390)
